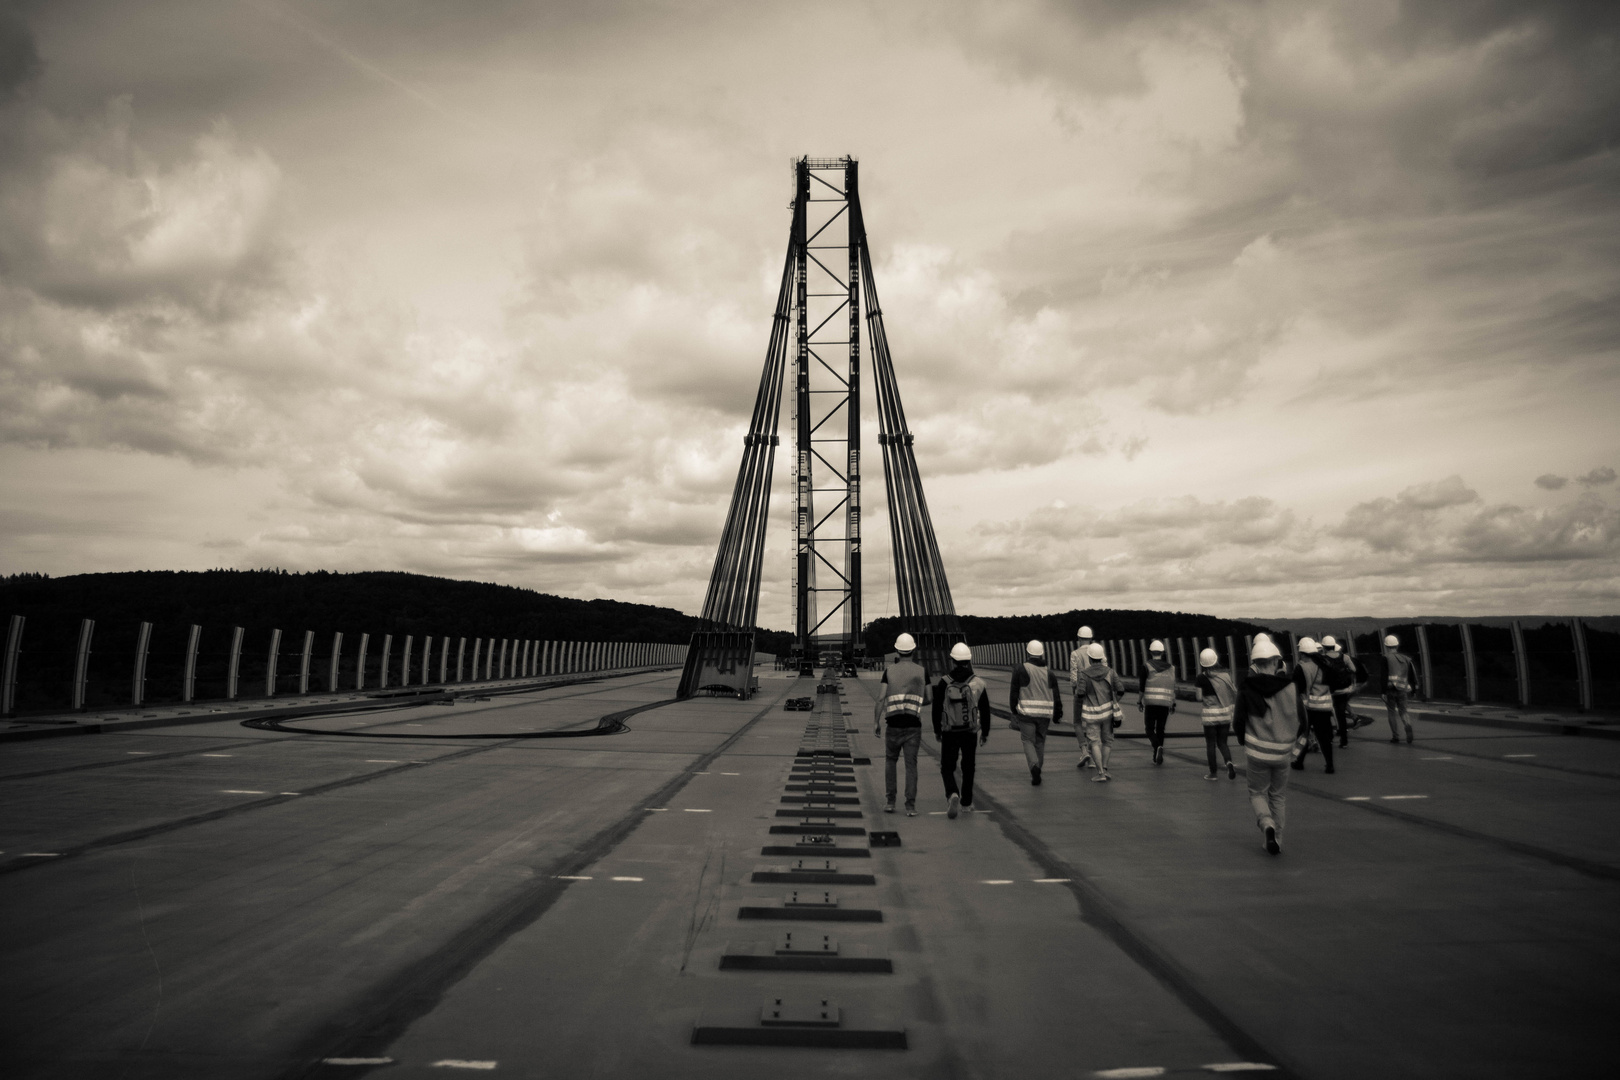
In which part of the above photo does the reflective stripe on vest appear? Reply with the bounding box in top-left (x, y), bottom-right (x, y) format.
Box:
top-left (885, 693), bottom-right (924, 716)
top-left (1301, 660), bottom-right (1333, 711)
top-left (1017, 662), bottom-right (1055, 717)
top-left (1387, 655), bottom-right (1413, 692)
top-left (1143, 664), bottom-right (1177, 706)
top-left (883, 660), bottom-right (928, 718)
top-left (1201, 669), bottom-right (1236, 725)
top-left (1080, 701), bottom-right (1114, 722)
top-left (1243, 733), bottom-right (1299, 764)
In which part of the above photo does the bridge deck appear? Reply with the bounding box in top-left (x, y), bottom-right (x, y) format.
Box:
top-left (0, 668), bottom-right (1614, 1079)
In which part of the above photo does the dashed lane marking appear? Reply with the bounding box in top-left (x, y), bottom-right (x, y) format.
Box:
top-left (1382, 794), bottom-right (1429, 800)
top-left (279, 792), bottom-right (301, 796)
top-left (200, 753), bottom-right (233, 757)
top-left (1033, 878), bottom-right (1071, 883)
top-left (1203, 1065), bottom-right (1278, 1073)
top-left (1344, 796), bottom-right (1371, 801)
top-left (126, 751), bottom-right (151, 754)
top-left (720, 772), bottom-right (740, 775)
top-left (323, 1059), bottom-right (394, 1067)
top-left (646, 807), bottom-right (667, 811)
top-left (20, 853), bottom-right (60, 857)
top-left (555, 875), bottom-right (592, 880)
top-left (610, 876), bottom-right (644, 882)
top-left (1504, 753), bottom-right (1537, 758)
top-left (981, 879), bottom-right (1015, 885)
top-left (683, 808), bottom-right (712, 812)
top-left (222, 790), bottom-right (266, 795)
top-left (365, 759), bottom-right (402, 763)
top-left (1093, 1068), bottom-right (1165, 1078)
top-left (430, 1062), bottom-right (497, 1071)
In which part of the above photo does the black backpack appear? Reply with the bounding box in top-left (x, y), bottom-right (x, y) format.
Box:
top-left (1322, 653), bottom-right (1355, 691)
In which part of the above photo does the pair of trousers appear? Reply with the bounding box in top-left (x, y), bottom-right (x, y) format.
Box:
top-left (939, 730), bottom-right (978, 805)
top-left (1204, 723), bottom-right (1232, 773)
top-left (1143, 705), bottom-right (1170, 749)
top-left (1385, 688), bottom-right (1411, 736)
top-left (884, 726), bottom-right (921, 807)
top-left (1295, 711), bottom-right (1335, 769)
top-left (1246, 757), bottom-right (1290, 834)
top-left (1016, 716), bottom-right (1050, 771)
top-left (1331, 695), bottom-right (1353, 741)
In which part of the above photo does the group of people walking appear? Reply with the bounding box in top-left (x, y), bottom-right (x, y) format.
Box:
top-left (872, 627), bottom-right (1424, 854)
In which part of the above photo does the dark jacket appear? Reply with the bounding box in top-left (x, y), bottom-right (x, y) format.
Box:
top-left (932, 663), bottom-right (992, 739)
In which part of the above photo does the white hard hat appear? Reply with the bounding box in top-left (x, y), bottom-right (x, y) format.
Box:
top-left (1077, 625), bottom-right (1093, 639)
top-left (1199, 648), bottom-right (1219, 668)
top-left (895, 633), bottom-right (916, 653)
top-left (1251, 638), bottom-right (1282, 661)
top-left (1026, 640), bottom-right (1045, 657)
top-left (949, 642), bottom-right (972, 662)
top-left (1384, 635), bottom-right (1399, 648)
top-left (1299, 637), bottom-right (1320, 653)
top-left (1253, 633), bottom-right (1273, 646)
top-left (1149, 639), bottom-right (1165, 653)
top-left (1322, 635), bottom-right (1339, 649)
top-left (1086, 643), bottom-right (1106, 660)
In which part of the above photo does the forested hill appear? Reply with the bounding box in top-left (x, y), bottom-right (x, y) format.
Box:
top-left (0, 570), bottom-right (792, 651)
top-left (864, 609), bottom-right (1264, 655)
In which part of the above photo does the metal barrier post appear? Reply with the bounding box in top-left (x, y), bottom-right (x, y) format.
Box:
top-left (131, 621), bottom-right (153, 706)
top-left (226, 626), bottom-right (243, 700)
top-left (400, 636), bottom-right (413, 690)
top-left (1415, 624), bottom-right (1435, 700)
top-left (1510, 620), bottom-right (1530, 707)
top-left (1459, 622), bottom-right (1478, 703)
top-left (439, 637), bottom-right (450, 683)
top-left (2, 615), bottom-right (24, 717)
top-left (1573, 618), bottom-right (1593, 712)
top-left (378, 634), bottom-right (392, 690)
top-left (183, 624), bottom-right (201, 702)
top-left (421, 636), bottom-right (433, 684)
top-left (356, 633), bottom-right (369, 690)
top-left (456, 637), bottom-right (466, 682)
top-left (73, 619), bottom-right (95, 710)
top-left (297, 630), bottom-right (314, 695)
top-left (328, 632), bottom-right (343, 693)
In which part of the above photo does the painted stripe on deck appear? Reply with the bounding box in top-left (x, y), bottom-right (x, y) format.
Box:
top-left (323, 1058), bottom-right (394, 1066)
top-left (1345, 796), bottom-right (1371, 801)
top-left (611, 876), bottom-right (643, 882)
top-left (982, 879), bottom-right (1014, 885)
top-left (1504, 753), bottom-right (1537, 758)
top-left (683, 808), bottom-right (712, 812)
top-left (430, 1062), bottom-right (497, 1070)
top-left (1382, 794), bottom-right (1429, 800)
top-left (555, 875), bottom-right (592, 880)
top-left (1094, 1069), bottom-right (1166, 1078)
top-left (1203, 1064), bottom-right (1277, 1073)
top-left (1034, 878), bottom-right (1071, 883)
top-left (222, 790), bottom-right (266, 794)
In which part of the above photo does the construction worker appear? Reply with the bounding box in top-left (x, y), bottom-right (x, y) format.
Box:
top-left (1074, 642), bottom-right (1124, 782)
top-left (874, 632), bottom-right (930, 815)
top-left (1196, 648), bottom-right (1237, 780)
top-left (1234, 636), bottom-right (1307, 855)
top-left (1381, 634), bottom-right (1421, 744)
top-left (1138, 640), bottom-right (1177, 765)
top-left (1070, 625), bottom-right (1097, 769)
top-left (1291, 638), bottom-right (1337, 774)
top-left (1320, 636), bottom-right (1365, 748)
top-left (1009, 640), bottom-right (1064, 785)
top-left (932, 642), bottom-right (990, 818)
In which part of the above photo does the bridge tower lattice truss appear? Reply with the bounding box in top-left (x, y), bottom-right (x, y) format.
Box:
top-left (678, 157), bottom-right (962, 698)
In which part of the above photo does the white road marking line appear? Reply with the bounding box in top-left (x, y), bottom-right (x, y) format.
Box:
top-left (1203, 1065), bottom-right (1278, 1073)
top-left (982, 879), bottom-right (1015, 885)
top-left (1420, 756), bottom-right (1453, 760)
top-left (556, 875), bottom-right (592, 880)
top-left (222, 790), bottom-right (266, 794)
top-left (126, 751), bottom-right (151, 755)
top-left (1094, 1069), bottom-right (1166, 1078)
top-left (1344, 796), bottom-right (1371, 801)
top-left (200, 753), bottom-right (233, 757)
top-left (1382, 794), bottom-right (1428, 800)
top-left (611, 876), bottom-right (644, 882)
top-left (928, 811), bottom-right (948, 815)
top-left (21, 852), bottom-right (61, 857)
top-left (323, 1059), bottom-right (394, 1066)
top-left (695, 771), bottom-right (710, 775)
top-left (430, 1062), bottom-right (497, 1071)
top-left (365, 759), bottom-right (402, 763)
top-left (683, 808), bottom-right (712, 813)
top-left (646, 807), bottom-right (667, 812)
top-left (720, 772), bottom-right (740, 775)
top-left (1033, 878), bottom-right (1071, 883)
top-left (1504, 753), bottom-right (1537, 758)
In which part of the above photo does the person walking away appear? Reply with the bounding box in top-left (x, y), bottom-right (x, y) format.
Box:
top-left (932, 643), bottom-right (990, 818)
top-left (1196, 648), bottom-right (1237, 780)
top-left (1381, 634), bottom-right (1420, 744)
top-left (1074, 642), bottom-right (1124, 782)
top-left (874, 633), bottom-right (930, 815)
top-left (1009, 640), bottom-right (1064, 785)
top-left (1138, 640), bottom-right (1177, 765)
top-left (1234, 636), bottom-right (1307, 855)
top-left (1320, 636), bottom-right (1364, 748)
top-left (1070, 625), bottom-right (1097, 769)
top-left (1291, 638), bottom-right (1337, 774)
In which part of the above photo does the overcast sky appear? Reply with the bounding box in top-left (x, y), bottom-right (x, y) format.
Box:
top-left (1, 0), bottom-right (1617, 624)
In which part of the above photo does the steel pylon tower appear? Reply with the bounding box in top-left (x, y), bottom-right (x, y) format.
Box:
top-left (678, 157), bottom-right (961, 697)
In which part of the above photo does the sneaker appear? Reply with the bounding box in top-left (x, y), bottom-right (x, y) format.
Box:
top-left (1153, 746), bottom-right (1163, 765)
top-left (1227, 761), bottom-right (1236, 780)
top-left (1078, 754), bottom-right (1093, 769)
top-left (1389, 737), bottom-right (1400, 744)
top-left (947, 793), bottom-right (960, 819)
top-left (1264, 826), bottom-right (1280, 855)
top-left (1203, 773), bottom-right (1219, 781)
top-left (1031, 767), bottom-right (1042, 786)
top-left (1405, 725), bottom-right (1414, 744)
top-left (960, 802), bottom-right (974, 813)
top-left (884, 801), bottom-right (895, 813)
top-left (1338, 739), bottom-right (1348, 748)
top-left (1091, 771), bottom-right (1110, 782)
top-left (905, 806), bottom-right (917, 817)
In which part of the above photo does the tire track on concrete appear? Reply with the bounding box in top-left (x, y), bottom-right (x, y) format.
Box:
top-left (284, 682), bottom-right (799, 1080)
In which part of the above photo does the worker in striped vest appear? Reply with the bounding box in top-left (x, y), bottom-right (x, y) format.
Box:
top-left (1292, 638), bottom-right (1337, 774)
top-left (1321, 636), bottom-right (1366, 748)
top-left (1381, 634), bottom-right (1420, 744)
top-left (1069, 625), bottom-right (1097, 770)
top-left (1196, 648), bottom-right (1237, 781)
top-left (1138, 640), bottom-right (1178, 766)
top-left (1235, 635), bottom-right (1307, 855)
top-left (1009, 640), bottom-right (1064, 785)
top-left (1074, 642), bottom-right (1124, 782)
top-left (874, 633), bottom-right (930, 815)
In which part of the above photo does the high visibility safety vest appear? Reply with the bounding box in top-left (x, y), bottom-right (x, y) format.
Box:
top-left (1385, 653), bottom-right (1416, 692)
top-left (881, 660), bottom-right (928, 719)
top-left (1300, 659), bottom-right (1334, 712)
top-left (1075, 663), bottom-right (1120, 723)
top-left (1242, 681), bottom-right (1304, 765)
top-left (1142, 662), bottom-right (1177, 707)
top-left (1016, 662), bottom-right (1056, 718)
top-left (1200, 669), bottom-right (1236, 725)
top-left (1069, 642), bottom-right (1095, 685)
